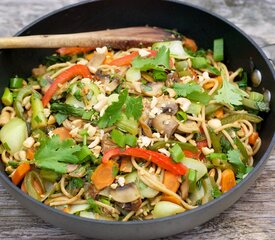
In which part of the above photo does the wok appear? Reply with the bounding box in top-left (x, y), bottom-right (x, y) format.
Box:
top-left (0, 0), bottom-right (274, 239)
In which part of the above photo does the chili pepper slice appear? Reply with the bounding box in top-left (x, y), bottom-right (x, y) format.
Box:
top-left (42, 64), bottom-right (92, 107)
top-left (102, 147), bottom-right (188, 175)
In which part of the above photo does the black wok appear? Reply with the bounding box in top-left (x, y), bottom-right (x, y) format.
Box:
top-left (0, 0), bottom-right (274, 239)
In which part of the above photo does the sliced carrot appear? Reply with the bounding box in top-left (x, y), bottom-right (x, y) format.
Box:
top-left (85, 53), bottom-right (94, 61)
top-left (26, 148), bottom-right (35, 160)
top-left (183, 150), bottom-right (201, 159)
top-left (103, 52), bottom-right (114, 64)
top-left (91, 160), bottom-right (118, 190)
top-left (248, 132), bottom-right (259, 145)
top-left (11, 162), bottom-right (31, 185)
top-left (221, 169), bottom-right (236, 193)
top-left (183, 37), bottom-right (198, 52)
top-left (21, 181), bottom-right (27, 193)
top-left (163, 171), bottom-right (180, 193)
top-left (52, 127), bottom-right (72, 140)
top-left (216, 76), bottom-right (223, 85)
top-left (120, 157), bottom-right (133, 173)
top-left (215, 108), bottom-right (224, 119)
top-left (161, 194), bottom-right (182, 205)
top-left (56, 47), bottom-right (93, 56)
top-left (203, 81), bottom-right (215, 90)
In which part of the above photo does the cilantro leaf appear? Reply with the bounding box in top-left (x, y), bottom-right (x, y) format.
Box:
top-left (173, 82), bottom-right (211, 105)
top-left (227, 149), bottom-right (246, 174)
top-left (34, 135), bottom-right (81, 173)
top-left (98, 89), bottom-right (128, 128)
top-left (125, 96), bottom-right (143, 120)
top-left (173, 82), bottom-right (202, 96)
top-left (212, 184), bottom-right (222, 198)
top-left (132, 46), bottom-right (170, 71)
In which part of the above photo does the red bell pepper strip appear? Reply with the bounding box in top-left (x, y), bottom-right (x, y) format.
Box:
top-left (196, 139), bottom-right (208, 149)
top-left (56, 47), bottom-right (94, 56)
top-left (108, 50), bottom-right (157, 66)
top-left (42, 64), bottom-right (92, 107)
top-left (102, 147), bottom-right (188, 175)
top-left (183, 150), bottom-right (201, 159)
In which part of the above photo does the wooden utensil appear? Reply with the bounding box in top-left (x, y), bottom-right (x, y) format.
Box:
top-left (0, 26), bottom-right (177, 49)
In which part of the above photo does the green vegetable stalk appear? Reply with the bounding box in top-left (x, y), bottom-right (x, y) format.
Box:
top-left (24, 171), bottom-right (45, 201)
top-left (1, 87), bottom-right (13, 106)
top-left (221, 113), bottom-right (263, 124)
top-left (31, 92), bottom-right (47, 129)
top-left (115, 113), bottom-right (139, 135)
top-left (14, 86), bottom-right (33, 119)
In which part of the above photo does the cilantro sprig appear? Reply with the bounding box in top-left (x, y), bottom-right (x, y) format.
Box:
top-left (34, 135), bottom-right (81, 173)
top-left (98, 89), bottom-right (143, 129)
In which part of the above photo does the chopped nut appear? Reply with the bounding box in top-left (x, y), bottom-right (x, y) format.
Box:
top-left (23, 137), bottom-right (35, 148)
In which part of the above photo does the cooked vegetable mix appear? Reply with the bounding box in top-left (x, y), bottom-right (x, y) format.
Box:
top-left (0, 33), bottom-right (269, 221)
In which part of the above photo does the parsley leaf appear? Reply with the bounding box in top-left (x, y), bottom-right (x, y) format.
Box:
top-left (132, 46), bottom-right (170, 71)
top-left (173, 82), bottom-right (211, 105)
top-left (212, 184), bottom-right (222, 198)
top-left (98, 89), bottom-right (128, 128)
top-left (34, 135), bottom-right (81, 173)
top-left (227, 149), bottom-right (246, 174)
top-left (125, 96), bottom-right (143, 120)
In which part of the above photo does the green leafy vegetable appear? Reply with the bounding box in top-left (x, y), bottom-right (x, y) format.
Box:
top-left (34, 135), bottom-right (81, 173)
top-left (212, 184), bottom-right (222, 198)
top-left (227, 149), bottom-right (246, 174)
top-left (87, 198), bottom-right (101, 214)
top-left (45, 54), bottom-right (71, 67)
top-left (132, 46), bottom-right (170, 71)
top-left (125, 95), bottom-right (143, 120)
top-left (98, 89), bottom-right (128, 128)
top-left (173, 82), bottom-right (211, 105)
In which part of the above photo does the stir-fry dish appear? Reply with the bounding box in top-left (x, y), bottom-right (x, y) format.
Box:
top-left (0, 35), bottom-right (270, 221)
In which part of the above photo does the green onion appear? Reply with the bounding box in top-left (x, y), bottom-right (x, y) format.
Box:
top-left (213, 38), bottom-right (224, 61)
top-left (79, 129), bottom-right (88, 146)
top-left (75, 145), bottom-right (91, 162)
top-left (31, 92), bottom-right (47, 129)
top-left (188, 169), bottom-right (197, 193)
top-left (10, 76), bottom-right (23, 89)
top-left (191, 57), bottom-right (208, 69)
top-left (170, 143), bottom-right (185, 163)
top-left (111, 129), bottom-right (125, 147)
top-left (207, 65), bottom-right (221, 75)
top-left (124, 134), bottom-right (137, 147)
top-left (1, 87), bottom-right (13, 106)
top-left (176, 111), bottom-right (187, 122)
top-left (152, 70), bottom-right (167, 81)
top-left (249, 91), bottom-right (264, 102)
top-left (206, 153), bottom-right (227, 160)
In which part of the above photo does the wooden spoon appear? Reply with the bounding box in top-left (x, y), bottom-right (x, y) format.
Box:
top-left (0, 26), bottom-right (178, 49)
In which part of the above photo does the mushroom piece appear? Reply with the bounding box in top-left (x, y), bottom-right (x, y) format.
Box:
top-left (156, 96), bottom-right (178, 115)
top-left (101, 135), bottom-right (118, 154)
top-left (180, 178), bottom-right (189, 200)
top-left (94, 69), bottom-right (120, 94)
top-left (141, 82), bottom-right (164, 97)
top-left (116, 198), bottom-right (142, 212)
top-left (110, 183), bottom-right (141, 203)
top-left (152, 114), bottom-right (179, 138)
top-left (88, 52), bottom-right (106, 72)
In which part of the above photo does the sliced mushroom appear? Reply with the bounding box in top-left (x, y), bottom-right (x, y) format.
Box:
top-left (165, 72), bottom-right (180, 87)
top-left (141, 82), bottom-right (163, 97)
top-left (116, 198), bottom-right (142, 212)
top-left (180, 178), bottom-right (189, 200)
top-left (110, 183), bottom-right (140, 203)
top-left (152, 114), bottom-right (179, 138)
top-left (101, 135), bottom-right (118, 153)
top-left (177, 120), bottom-right (199, 133)
top-left (94, 69), bottom-right (120, 94)
top-left (156, 96), bottom-right (178, 115)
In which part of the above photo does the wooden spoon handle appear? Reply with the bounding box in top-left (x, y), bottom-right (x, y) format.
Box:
top-left (0, 27), bottom-right (174, 49)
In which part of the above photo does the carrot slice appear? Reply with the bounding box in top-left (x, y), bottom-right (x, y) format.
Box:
top-left (11, 162), bottom-right (31, 185)
top-left (91, 160), bottom-right (118, 190)
top-left (56, 47), bottom-right (93, 56)
top-left (221, 169), bottom-right (236, 193)
top-left (26, 148), bottom-right (35, 160)
top-left (248, 132), bottom-right (259, 145)
top-left (163, 171), bottom-right (180, 193)
top-left (52, 127), bottom-right (72, 140)
top-left (203, 81), bottom-right (215, 90)
top-left (215, 108), bottom-right (224, 119)
top-left (183, 37), bottom-right (198, 52)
